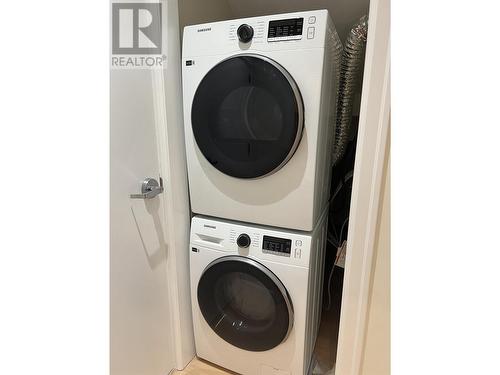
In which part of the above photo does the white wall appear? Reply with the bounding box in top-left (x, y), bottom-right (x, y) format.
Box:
top-left (178, 0), bottom-right (233, 32)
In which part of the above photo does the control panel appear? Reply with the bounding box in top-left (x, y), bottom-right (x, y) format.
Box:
top-left (190, 216), bottom-right (312, 267)
top-left (262, 235), bottom-right (292, 257)
top-left (227, 13), bottom-right (321, 45)
top-left (267, 17), bottom-right (304, 42)
top-left (183, 10), bottom-right (329, 58)
top-left (229, 20), bottom-right (266, 43)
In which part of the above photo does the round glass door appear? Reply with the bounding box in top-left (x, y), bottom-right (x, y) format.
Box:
top-left (197, 256), bottom-right (294, 352)
top-left (191, 54), bottom-right (304, 179)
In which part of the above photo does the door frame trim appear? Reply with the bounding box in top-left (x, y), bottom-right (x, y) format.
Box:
top-left (155, 0), bottom-right (195, 370)
top-left (334, 0), bottom-right (390, 373)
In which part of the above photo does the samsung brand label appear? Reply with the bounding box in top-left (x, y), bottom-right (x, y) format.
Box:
top-left (197, 27), bottom-right (212, 32)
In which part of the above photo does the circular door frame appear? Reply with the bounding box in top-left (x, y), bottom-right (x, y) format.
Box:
top-left (197, 255), bottom-right (294, 351)
top-left (191, 53), bottom-right (305, 180)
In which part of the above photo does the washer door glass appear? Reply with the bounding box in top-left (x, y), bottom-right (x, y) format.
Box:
top-left (197, 256), bottom-right (294, 352)
top-left (191, 55), bottom-right (304, 179)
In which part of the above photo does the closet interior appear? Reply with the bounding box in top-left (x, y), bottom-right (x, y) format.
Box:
top-left (178, 1), bottom-right (370, 373)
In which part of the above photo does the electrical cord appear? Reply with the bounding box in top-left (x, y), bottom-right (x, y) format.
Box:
top-left (327, 169), bottom-right (353, 248)
top-left (325, 217), bottom-right (349, 310)
top-left (329, 170), bottom-right (354, 205)
top-left (332, 224), bottom-right (339, 245)
top-left (338, 217), bottom-right (349, 244)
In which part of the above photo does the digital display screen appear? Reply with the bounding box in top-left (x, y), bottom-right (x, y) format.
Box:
top-left (262, 235), bottom-right (292, 255)
top-left (268, 18), bottom-right (304, 39)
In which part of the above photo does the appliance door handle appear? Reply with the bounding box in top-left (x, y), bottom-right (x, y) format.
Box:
top-left (130, 177), bottom-right (164, 199)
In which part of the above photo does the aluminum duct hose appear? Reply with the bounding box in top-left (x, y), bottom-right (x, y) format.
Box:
top-left (333, 16), bottom-right (369, 165)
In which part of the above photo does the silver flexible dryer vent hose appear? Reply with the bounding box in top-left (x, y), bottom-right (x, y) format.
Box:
top-left (333, 15), bottom-right (369, 165)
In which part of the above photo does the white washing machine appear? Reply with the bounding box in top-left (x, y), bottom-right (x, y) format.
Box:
top-left (189, 211), bottom-right (328, 375)
top-left (182, 10), bottom-right (342, 231)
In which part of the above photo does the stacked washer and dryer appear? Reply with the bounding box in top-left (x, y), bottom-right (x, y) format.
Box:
top-left (182, 10), bottom-right (342, 375)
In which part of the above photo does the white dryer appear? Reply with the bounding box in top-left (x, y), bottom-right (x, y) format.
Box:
top-left (182, 10), bottom-right (342, 231)
top-left (190, 212), bottom-right (328, 375)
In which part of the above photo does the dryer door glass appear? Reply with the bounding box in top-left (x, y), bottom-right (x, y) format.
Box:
top-left (197, 256), bottom-right (293, 352)
top-left (191, 55), bottom-right (304, 179)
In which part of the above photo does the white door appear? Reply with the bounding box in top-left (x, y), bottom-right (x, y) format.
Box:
top-left (110, 1), bottom-right (194, 373)
top-left (110, 69), bottom-right (175, 374)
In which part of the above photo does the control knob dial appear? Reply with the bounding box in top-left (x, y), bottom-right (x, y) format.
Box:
top-left (237, 233), bottom-right (251, 248)
top-left (237, 24), bottom-right (254, 43)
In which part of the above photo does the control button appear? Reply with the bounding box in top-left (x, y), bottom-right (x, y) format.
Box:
top-left (237, 24), bottom-right (254, 43)
top-left (307, 27), bottom-right (315, 39)
top-left (308, 16), bottom-right (316, 24)
top-left (294, 248), bottom-right (302, 258)
top-left (237, 233), bottom-right (251, 248)
top-left (295, 240), bottom-right (303, 247)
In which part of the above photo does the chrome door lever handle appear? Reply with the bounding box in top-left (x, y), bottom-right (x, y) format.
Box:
top-left (130, 186), bottom-right (163, 199)
top-left (130, 177), bottom-right (164, 199)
